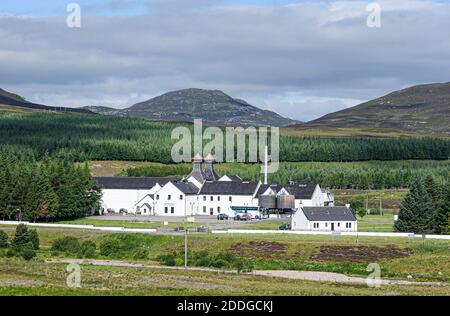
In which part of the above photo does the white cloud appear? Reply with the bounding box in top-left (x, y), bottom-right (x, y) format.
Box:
top-left (0, 0), bottom-right (449, 121)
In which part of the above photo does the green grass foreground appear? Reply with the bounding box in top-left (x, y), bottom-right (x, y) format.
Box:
top-left (0, 226), bottom-right (448, 296)
top-left (0, 258), bottom-right (448, 296)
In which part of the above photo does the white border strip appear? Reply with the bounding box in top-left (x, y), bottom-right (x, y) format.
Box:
top-left (211, 229), bottom-right (450, 240)
top-left (0, 221), bottom-right (156, 233)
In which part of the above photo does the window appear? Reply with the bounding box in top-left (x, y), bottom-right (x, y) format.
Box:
top-left (217, 207), bottom-right (221, 213)
top-left (164, 207), bottom-right (168, 214)
top-left (210, 196), bottom-right (213, 201)
top-left (203, 206), bottom-right (206, 213)
top-left (217, 196), bottom-right (220, 201)
top-left (349, 222), bottom-right (352, 228)
top-left (171, 207), bottom-right (174, 214)
top-left (325, 223), bottom-right (328, 228)
top-left (180, 195), bottom-right (183, 200)
top-left (168, 195), bottom-right (171, 200)
top-left (203, 196), bottom-right (206, 201)
top-left (156, 195), bottom-right (159, 200)
top-left (210, 208), bottom-right (213, 215)
top-left (337, 223), bottom-right (340, 227)
top-left (229, 196), bottom-right (232, 202)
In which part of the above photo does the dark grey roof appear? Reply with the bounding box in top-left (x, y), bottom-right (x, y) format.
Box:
top-left (301, 207), bottom-right (356, 222)
top-left (204, 162), bottom-right (220, 181)
top-left (187, 162), bottom-right (207, 184)
top-left (172, 181), bottom-right (199, 195)
top-left (257, 184), bottom-right (317, 199)
top-left (94, 177), bottom-right (174, 190)
top-left (199, 181), bottom-right (259, 196)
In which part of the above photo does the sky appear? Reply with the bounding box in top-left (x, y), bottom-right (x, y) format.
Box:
top-left (1, 0), bottom-right (450, 121)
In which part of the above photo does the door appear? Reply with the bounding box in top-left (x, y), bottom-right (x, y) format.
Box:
top-left (331, 223), bottom-right (335, 231)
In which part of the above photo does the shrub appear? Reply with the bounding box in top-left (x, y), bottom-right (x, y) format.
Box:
top-left (28, 229), bottom-right (39, 250)
top-left (0, 230), bottom-right (8, 248)
top-left (174, 257), bottom-right (184, 267)
top-left (156, 252), bottom-right (177, 266)
top-left (132, 248), bottom-right (149, 260)
top-left (99, 234), bottom-right (157, 259)
top-left (11, 224), bottom-right (39, 251)
top-left (5, 249), bottom-right (16, 258)
top-left (51, 236), bottom-right (81, 254)
top-left (99, 238), bottom-right (121, 257)
top-left (20, 248), bottom-right (36, 261)
top-left (80, 241), bottom-right (96, 258)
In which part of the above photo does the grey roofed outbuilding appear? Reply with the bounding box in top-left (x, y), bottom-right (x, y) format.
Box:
top-left (94, 177), bottom-right (174, 190)
top-left (199, 181), bottom-right (259, 195)
top-left (301, 206), bottom-right (356, 222)
top-left (257, 184), bottom-right (317, 199)
top-left (172, 181), bottom-right (200, 195)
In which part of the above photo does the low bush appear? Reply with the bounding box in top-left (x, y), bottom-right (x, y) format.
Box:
top-left (20, 248), bottom-right (36, 261)
top-left (11, 224), bottom-right (40, 251)
top-left (99, 234), bottom-right (158, 259)
top-left (156, 252), bottom-right (177, 266)
top-left (132, 248), bottom-right (149, 260)
top-left (51, 236), bottom-right (81, 254)
top-left (156, 251), bottom-right (254, 272)
top-left (0, 230), bottom-right (8, 248)
top-left (80, 241), bottom-right (97, 258)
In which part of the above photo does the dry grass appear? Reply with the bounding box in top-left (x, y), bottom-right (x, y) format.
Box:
top-left (0, 258), bottom-right (448, 296)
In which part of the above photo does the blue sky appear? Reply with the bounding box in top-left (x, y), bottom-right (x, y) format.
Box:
top-left (1, 0), bottom-right (412, 16)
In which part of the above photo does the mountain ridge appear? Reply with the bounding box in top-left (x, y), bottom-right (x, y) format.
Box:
top-left (83, 88), bottom-right (301, 127)
top-left (0, 88), bottom-right (92, 114)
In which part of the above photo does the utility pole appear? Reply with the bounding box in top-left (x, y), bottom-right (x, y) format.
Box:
top-left (184, 222), bottom-right (188, 269)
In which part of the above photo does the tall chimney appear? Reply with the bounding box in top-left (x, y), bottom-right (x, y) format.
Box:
top-left (264, 145), bottom-right (268, 185)
top-left (204, 153), bottom-right (219, 181)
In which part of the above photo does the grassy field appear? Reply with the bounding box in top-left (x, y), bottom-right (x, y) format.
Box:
top-left (0, 257), bottom-right (449, 296)
top-left (357, 214), bottom-right (395, 232)
top-left (234, 215), bottom-right (395, 232)
top-left (1, 227), bottom-right (449, 276)
top-left (0, 226), bottom-right (448, 295)
top-left (334, 189), bottom-right (408, 212)
top-left (56, 218), bottom-right (202, 229)
top-left (2, 257), bottom-right (449, 296)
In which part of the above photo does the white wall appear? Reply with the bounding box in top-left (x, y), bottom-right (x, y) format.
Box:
top-left (154, 182), bottom-right (198, 216)
top-left (307, 220), bottom-right (357, 232)
top-left (101, 189), bottom-right (153, 213)
top-left (198, 194), bottom-right (256, 216)
top-left (291, 209), bottom-right (309, 230)
top-left (291, 208), bottom-right (357, 232)
top-left (294, 185), bottom-right (325, 208)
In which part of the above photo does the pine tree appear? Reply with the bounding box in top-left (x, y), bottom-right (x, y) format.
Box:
top-left (395, 177), bottom-right (434, 234)
top-left (433, 180), bottom-right (450, 235)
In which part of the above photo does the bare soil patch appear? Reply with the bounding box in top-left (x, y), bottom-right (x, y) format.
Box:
top-left (310, 245), bottom-right (413, 263)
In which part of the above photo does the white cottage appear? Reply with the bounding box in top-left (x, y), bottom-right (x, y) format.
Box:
top-left (292, 206), bottom-right (357, 232)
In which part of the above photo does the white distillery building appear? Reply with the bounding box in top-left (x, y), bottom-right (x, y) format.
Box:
top-left (291, 206), bottom-right (357, 232)
top-left (94, 154), bottom-right (333, 217)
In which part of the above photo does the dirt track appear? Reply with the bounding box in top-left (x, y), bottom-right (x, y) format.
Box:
top-left (46, 258), bottom-right (447, 287)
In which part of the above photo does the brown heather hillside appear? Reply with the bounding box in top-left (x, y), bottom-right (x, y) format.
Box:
top-left (300, 82), bottom-right (450, 135)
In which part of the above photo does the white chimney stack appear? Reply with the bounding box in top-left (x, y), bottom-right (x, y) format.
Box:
top-left (264, 145), bottom-right (268, 185)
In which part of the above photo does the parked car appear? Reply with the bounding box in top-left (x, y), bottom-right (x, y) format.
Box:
top-left (217, 213), bottom-right (229, 220)
top-left (234, 214), bottom-right (252, 221)
top-left (279, 223), bottom-right (291, 230)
